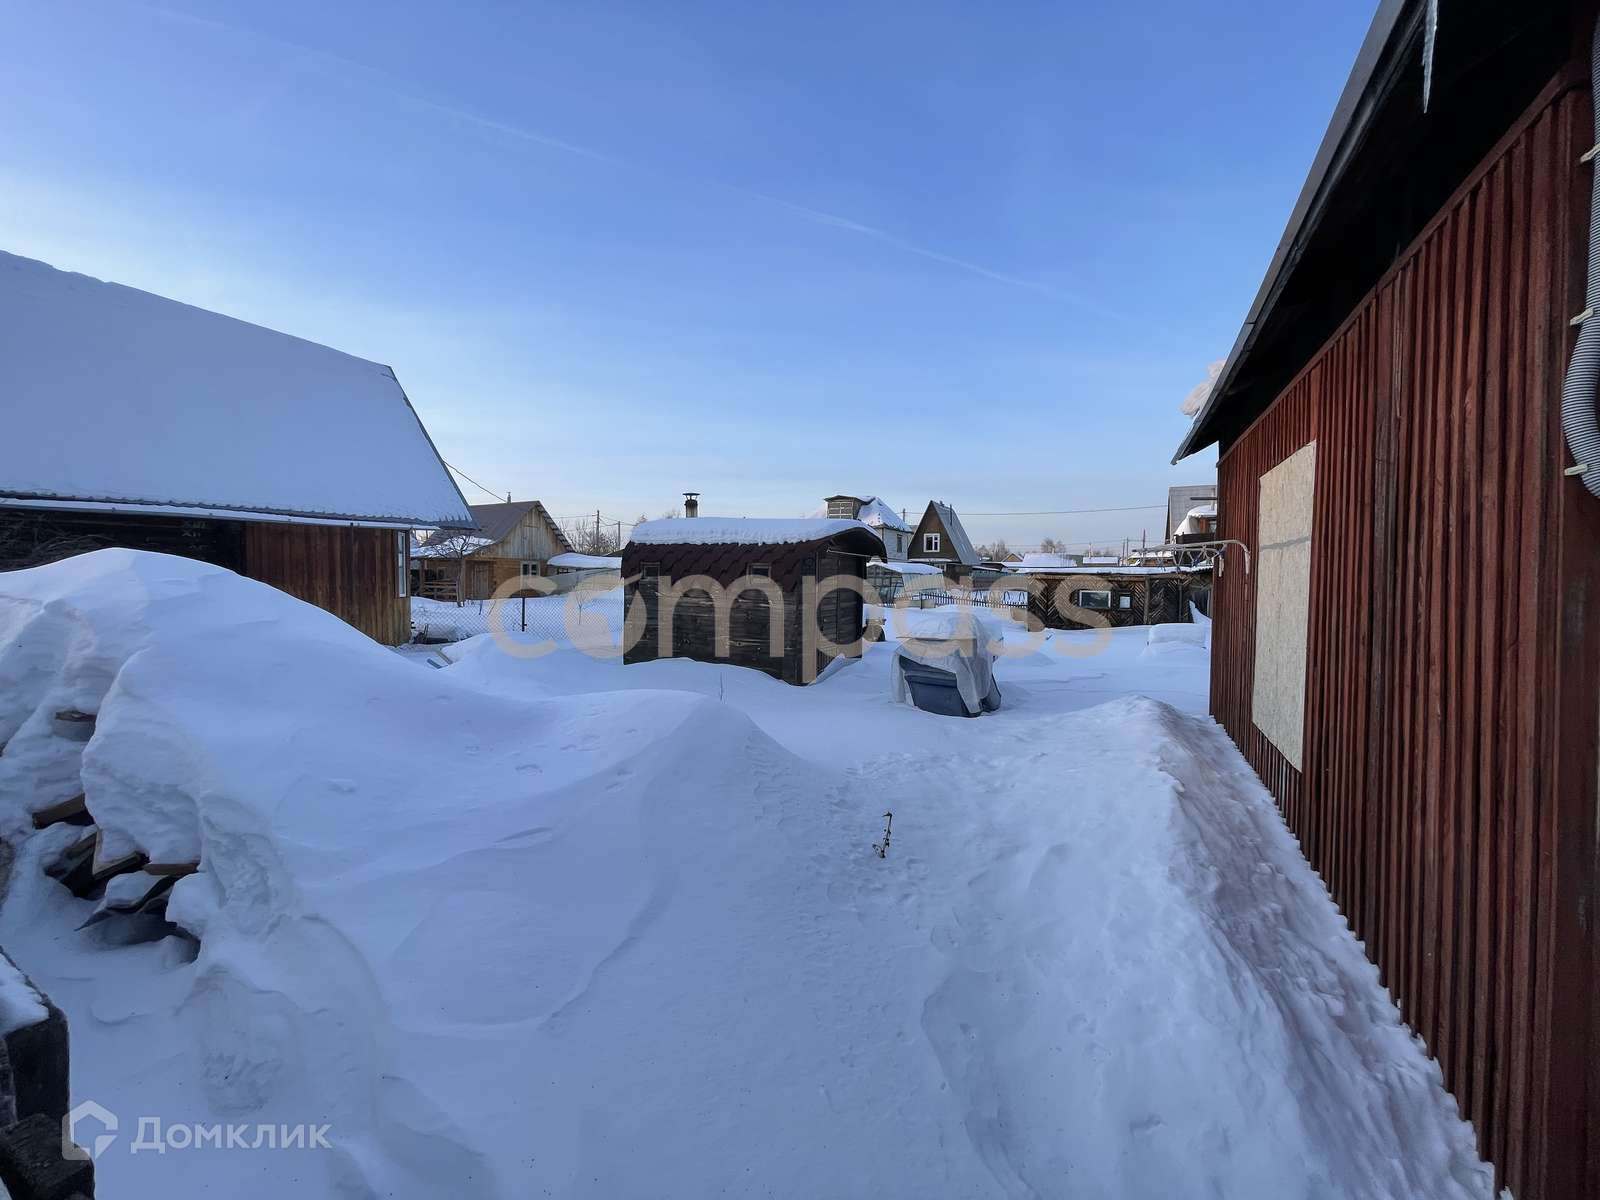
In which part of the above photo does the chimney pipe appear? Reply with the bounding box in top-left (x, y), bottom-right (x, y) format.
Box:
top-left (683, 492), bottom-right (699, 518)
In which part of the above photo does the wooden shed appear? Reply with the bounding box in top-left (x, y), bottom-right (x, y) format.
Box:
top-left (622, 517), bottom-right (884, 684)
top-left (1174, 4), bottom-right (1600, 1195)
top-left (1013, 565), bottom-right (1203, 630)
top-left (0, 250), bottom-right (475, 644)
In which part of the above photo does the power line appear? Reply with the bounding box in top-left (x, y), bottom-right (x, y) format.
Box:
top-left (442, 460), bottom-right (509, 503)
top-left (961, 504), bottom-right (1167, 517)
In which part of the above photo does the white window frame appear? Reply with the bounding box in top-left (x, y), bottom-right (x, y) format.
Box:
top-left (1073, 588), bottom-right (1112, 610)
top-left (924, 532), bottom-right (941, 554)
top-left (396, 531), bottom-right (409, 598)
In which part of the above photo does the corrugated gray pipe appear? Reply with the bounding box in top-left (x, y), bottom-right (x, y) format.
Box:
top-left (1562, 17), bottom-right (1600, 498)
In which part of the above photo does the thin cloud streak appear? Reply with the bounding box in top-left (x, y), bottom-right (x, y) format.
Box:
top-left (138, 1), bottom-right (1110, 313)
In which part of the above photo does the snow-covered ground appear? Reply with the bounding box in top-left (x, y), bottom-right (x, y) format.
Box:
top-left (0, 551), bottom-right (1494, 1198)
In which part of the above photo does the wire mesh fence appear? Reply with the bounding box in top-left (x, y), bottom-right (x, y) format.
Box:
top-left (410, 592), bottom-right (624, 648)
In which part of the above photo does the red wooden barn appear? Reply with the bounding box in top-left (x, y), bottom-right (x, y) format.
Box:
top-left (1175, 3), bottom-right (1600, 1195)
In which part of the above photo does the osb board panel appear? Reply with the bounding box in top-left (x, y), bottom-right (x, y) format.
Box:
top-left (1251, 441), bottom-right (1317, 769)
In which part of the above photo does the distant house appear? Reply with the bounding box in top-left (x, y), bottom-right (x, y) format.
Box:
top-left (1166, 483), bottom-right (1217, 542)
top-left (411, 500), bottom-right (574, 600)
top-left (905, 502), bottom-right (980, 577)
top-left (821, 495), bottom-right (912, 560)
top-left (1172, 502), bottom-right (1219, 543)
top-left (0, 251), bottom-right (474, 644)
top-left (622, 516), bottom-right (883, 684)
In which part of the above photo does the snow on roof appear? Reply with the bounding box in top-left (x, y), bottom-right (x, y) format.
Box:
top-left (871, 559), bottom-right (943, 575)
top-left (1174, 503), bottom-right (1219, 537)
top-left (549, 552), bottom-right (621, 570)
top-left (814, 496), bottom-right (911, 532)
top-left (929, 502), bottom-right (980, 566)
top-left (0, 251), bottom-right (474, 528)
top-left (1011, 560), bottom-right (1209, 576)
top-left (1016, 552), bottom-right (1078, 570)
top-left (629, 517), bottom-right (878, 547)
top-left (856, 497), bottom-right (910, 532)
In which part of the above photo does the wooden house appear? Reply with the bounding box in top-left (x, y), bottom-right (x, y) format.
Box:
top-left (1173, 3), bottom-right (1600, 1194)
top-left (1166, 483), bottom-right (1218, 543)
top-left (411, 500), bottom-right (573, 600)
top-left (905, 501), bottom-right (980, 577)
top-left (0, 251), bottom-right (474, 644)
top-left (621, 517), bottom-right (884, 684)
top-left (821, 495), bottom-right (913, 560)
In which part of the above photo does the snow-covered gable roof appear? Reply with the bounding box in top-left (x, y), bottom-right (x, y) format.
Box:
top-left (0, 251), bottom-right (475, 528)
top-left (630, 517), bottom-right (877, 547)
top-left (929, 502), bottom-right (979, 567)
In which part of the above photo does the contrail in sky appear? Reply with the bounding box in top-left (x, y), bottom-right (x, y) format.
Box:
top-left (139, 2), bottom-right (1107, 311)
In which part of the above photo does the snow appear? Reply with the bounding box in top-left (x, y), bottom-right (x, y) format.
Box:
top-left (811, 496), bottom-right (910, 531)
top-left (548, 552), bottom-right (621, 570)
top-left (0, 953), bottom-right (47, 1036)
top-left (857, 496), bottom-right (910, 530)
top-left (1174, 503), bottom-right (1219, 537)
top-left (0, 549), bottom-right (1494, 1198)
top-left (873, 558), bottom-right (942, 575)
top-left (628, 516), bottom-right (877, 546)
top-left (0, 251), bottom-right (473, 527)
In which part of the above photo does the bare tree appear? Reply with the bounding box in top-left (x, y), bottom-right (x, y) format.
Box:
top-left (561, 519), bottom-right (621, 556)
top-left (0, 514), bottom-right (108, 572)
top-left (415, 528), bottom-right (485, 604)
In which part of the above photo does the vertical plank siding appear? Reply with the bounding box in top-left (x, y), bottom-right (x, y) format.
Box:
top-left (1212, 84), bottom-right (1600, 1199)
top-left (243, 524), bottom-right (408, 645)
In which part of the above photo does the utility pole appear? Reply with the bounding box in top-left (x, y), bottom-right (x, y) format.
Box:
top-left (595, 509), bottom-right (602, 553)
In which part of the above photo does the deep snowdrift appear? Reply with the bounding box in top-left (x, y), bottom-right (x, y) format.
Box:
top-left (0, 551), bottom-right (1493, 1198)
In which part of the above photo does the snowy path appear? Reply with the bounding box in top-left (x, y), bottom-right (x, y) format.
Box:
top-left (0, 557), bottom-right (1493, 1198)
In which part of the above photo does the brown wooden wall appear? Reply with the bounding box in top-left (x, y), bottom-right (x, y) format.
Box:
top-left (1212, 79), bottom-right (1600, 1199)
top-left (244, 524), bottom-right (409, 645)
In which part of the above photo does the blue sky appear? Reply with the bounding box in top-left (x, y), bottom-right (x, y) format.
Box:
top-left (0, 0), bottom-right (1374, 550)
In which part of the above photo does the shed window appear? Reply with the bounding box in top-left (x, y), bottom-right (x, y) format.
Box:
top-left (826, 499), bottom-right (856, 519)
top-left (521, 560), bottom-right (540, 577)
top-left (1072, 589), bottom-right (1111, 610)
top-left (1118, 594), bottom-right (1132, 609)
top-left (396, 531), bottom-right (409, 598)
top-left (749, 564), bottom-right (771, 577)
top-left (924, 532), bottom-right (941, 554)
top-left (641, 563), bottom-right (660, 579)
